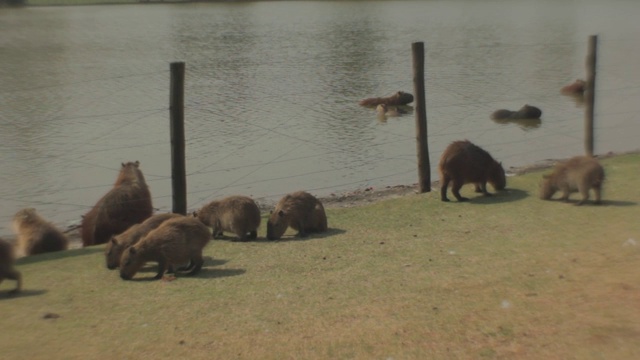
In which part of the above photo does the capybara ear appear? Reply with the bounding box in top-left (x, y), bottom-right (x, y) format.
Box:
top-left (110, 237), bottom-right (117, 245)
top-left (278, 210), bottom-right (285, 217)
top-left (192, 211), bottom-right (198, 217)
top-left (134, 161), bottom-right (140, 167)
top-left (121, 163), bottom-right (126, 168)
top-left (128, 247), bottom-right (137, 255)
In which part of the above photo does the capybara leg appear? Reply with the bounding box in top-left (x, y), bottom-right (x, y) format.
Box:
top-left (474, 184), bottom-right (483, 193)
top-left (576, 185), bottom-right (590, 206)
top-left (186, 256), bottom-right (204, 276)
top-left (8, 270), bottom-right (22, 294)
top-left (440, 177), bottom-right (451, 202)
top-left (593, 185), bottom-right (602, 205)
top-left (177, 260), bottom-right (194, 272)
top-left (297, 222), bottom-right (308, 238)
top-left (451, 181), bottom-right (469, 202)
top-left (248, 230), bottom-right (258, 240)
top-left (154, 261), bottom-right (167, 280)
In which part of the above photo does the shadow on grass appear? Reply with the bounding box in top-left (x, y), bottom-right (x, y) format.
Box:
top-left (210, 228), bottom-right (347, 243)
top-left (16, 247), bottom-right (104, 265)
top-left (0, 289), bottom-right (48, 300)
top-left (122, 257), bottom-right (243, 281)
top-left (543, 198), bottom-right (636, 207)
top-left (467, 188), bottom-right (529, 205)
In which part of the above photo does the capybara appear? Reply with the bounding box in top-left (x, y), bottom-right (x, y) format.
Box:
top-left (119, 216), bottom-right (211, 280)
top-left (359, 91), bottom-right (414, 107)
top-left (0, 238), bottom-right (21, 294)
top-left (376, 104), bottom-right (407, 117)
top-left (491, 104), bottom-right (542, 120)
top-left (105, 212), bottom-right (182, 269)
top-left (540, 156), bottom-right (604, 205)
top-left (561, 79), bottom-right (586, 95)
top-left (13, 208), bottom-right (69, 256)
top-left (81, 161), bottom-right (153, 247)
top-left (193, 195), bottom-right (261, 242)
top-left (439, 140), bottom-right (506, 202)
top-left (267, 191), bottom-right (328, 240)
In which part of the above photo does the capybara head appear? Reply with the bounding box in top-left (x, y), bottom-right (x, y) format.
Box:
top-left (489, 162), bottom-right (507, 190)
top-left (119, 247), bottom-right (144, 280)
top-left (105, 237), bottom-right (125, 270)
top-left (13, 207), bottom-right (38, 225)
top-left (116, 161), bottom-right (146, 186)
top-left (395, 91), bottom-right (414, 105)
top-left (266, 210), bottom-right (288, 240)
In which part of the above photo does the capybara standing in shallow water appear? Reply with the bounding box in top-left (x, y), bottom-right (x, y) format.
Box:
top-left (194, 195), bottom-right (261, 242)
top-left (439, 140), bottom-right (506, 202)
top-left (561, 79), bottom-right (586, 95)
top-left (82, 161), bottom-right (153, 247)
top-left (105, 213), bottom-right (182, 269)
top-left (119, 216), bottom-right (211, 280)
top-left (359, 91), bottom-right (414, 107)
top-left (540, 156), bottom-right (604, 205)
top-left (13, 208), bottom-right (69, 256)
top-left (267, 191), bottom-right (328, 240)
top-left (0, 238), bottom-right (21, 294)
top-left (491, 104), bottom-right (542, 120)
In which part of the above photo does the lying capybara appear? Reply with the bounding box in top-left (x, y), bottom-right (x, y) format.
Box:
top-left (491, 104), bottom-right (542, 120)
top-left (439, 140), bottom-right (506, 202)
top-left (105, 213), bottom-right (182, 269)
top-left (82, 161), bottom-right (153, 247)
top-left (0, 238), bottom-right (21, 294)
top-left (13, 208), bottom-right (69, 256)
top-left (561, 79), bottom-right (586, 95)
top-left (359, 91), bottom-right (414, 107)
top-left (540, 156), bottom-right (604, 205)
top-left (267, 191), bottom-right (328, 240)
top-left (193, 195), bottom-right (261, 242)
top-left (119, 216), bottom-right (211, 280)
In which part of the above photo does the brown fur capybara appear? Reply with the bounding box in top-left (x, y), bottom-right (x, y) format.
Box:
top-left (266, 191), bottom-right (328, 240)
top-left (540, 156), bottom-right (605, 205)
top-left (119, 216), bottom-right (211, 280)
top-left (105, 213), bottom-right (182, 269)
top-left (359, 91), bottom-right (414, 107)
top-left (491, 104), bottom-right (542, 120)
top-left (193, 195), bottom-right (261, 242)
top-left (0, 238), bottom-right (21, 294)
top-left (81, 161), bottom-right (153, 247)
top-left (376, 104), bottom-right (407, 117)
top-left (12, 208), bottom-right (69, 256)
top-left (439, 140), bottom-right (506, 202)
top-left (561, 79), bottom-right (586, 95)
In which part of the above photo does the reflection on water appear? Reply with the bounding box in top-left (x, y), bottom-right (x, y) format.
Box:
top-left (1, 0), bottom-right (639, 236)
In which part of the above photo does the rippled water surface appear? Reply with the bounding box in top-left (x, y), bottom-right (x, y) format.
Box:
top-left (1, 0), bottom-right (639, 235)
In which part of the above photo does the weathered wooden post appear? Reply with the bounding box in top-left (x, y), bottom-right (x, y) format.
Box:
top-left (170, 62), bottom-right (187, 215)
top-left (412, 42), bottom-right (430, 192)
top-left (584, 35), bottom-right (597, 157)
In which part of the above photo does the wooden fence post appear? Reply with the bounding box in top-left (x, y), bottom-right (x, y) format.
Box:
top-left (412, 42), bottom-right (430, 192)
top-left (170, 62), bottom-right (187, 215)
top-left (584, 35), bottom-right (597, 157)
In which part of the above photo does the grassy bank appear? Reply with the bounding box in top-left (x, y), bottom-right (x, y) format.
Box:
top-left (2, 154), bottom-right (639, 359)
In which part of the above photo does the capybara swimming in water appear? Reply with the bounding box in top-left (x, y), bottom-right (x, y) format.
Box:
top-left (540, 156), bottom-right (604, 205)
top-left (491, 104), bottom-right (542, 120)
top-left (119, 216), bottom-right (211, 280)
top-left (359, 91), bottom-right (414, 107)
top-left (105, 213), bottom-right (182, 269)
top-left (267, 191), bottom-right (328, 240)
top-left (194, 195), bottom-right (261, 242)
top-left (13, 208), bottom-right (69, 256)
top-left (561, 79), bottom-right (586, 95)
top-left (0, 238), bottom-right (21, 294)
top-left (439, 140), bottom-right (506, 202)
top-left (81, 161), bottom-right (153, 247)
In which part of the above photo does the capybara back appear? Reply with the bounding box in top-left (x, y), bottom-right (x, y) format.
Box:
top-left (540, 156), bottom-right (604, 205)
top-left (359, 91), bottom-right (414, 107)
top-left (194, 195), bottom-right (261, 242)
top-left (12, 208), bottom-right (69, 256)
top-left (267, 191), bottom-right (328, 240)
top-left (0, 238), bottom-right (21, 294)
top-left (82, 161), bottom-right (153, 247)
top-left (439, 140), bottom-right (506, 202)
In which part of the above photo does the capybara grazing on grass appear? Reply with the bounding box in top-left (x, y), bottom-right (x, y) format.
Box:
top-left (0, 238), bottom-right (21, 294)
top-left (267, 191), bottom-right (328, 240)
top-left (105, 213), bottom-right (182, 269)
top-left (561, 79), bottom-right (586, 95)
top-left (82, 161), bottom-right (153, 247)
top-left (359, 91), bottom-right (414, 107)
top-left (13, 208), bottom-right (69, 256)
top-left (540, 156), bottom-right (604, 205)
top-left (439, 140), bottom-right (506, 202)
top-left (119, 216), bottom-right (211, 280)
top-left (491, 104), bottom-right (542, 120)
top-left (194, 195), bottom-right (261, 242)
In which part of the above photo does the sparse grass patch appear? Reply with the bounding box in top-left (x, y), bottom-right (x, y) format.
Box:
top-left (2, 154), bottom-right (639, 359)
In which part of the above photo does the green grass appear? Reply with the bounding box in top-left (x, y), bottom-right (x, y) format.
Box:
top-left (2, 154), bottom-right (640, 359)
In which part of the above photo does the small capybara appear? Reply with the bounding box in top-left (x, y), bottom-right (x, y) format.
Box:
top-left (439, 140), bottom-right (506, 202)
top-left (561, 79), bottom-right (586, 95)
top-left (267, 191), bottom-right (328, 240)
top-left (13, 208), bottom-right (69, 256)
top-left (119, 216), bottom-right (211, 280)
top-left (193, 195), bottom-right (261, 242)
top-left (376, 104), bottom-right (407, 117)
top-left (81, 161), bottom-right (153, 247)
top-left (491, 104), bottom-right (542, 120)
top-left (0, 238), bottom-right (21, 294)
top-left (359, 91), bottom-right (414, 107)
top-left (540, 156), bottom-right (604, 205)
top-left (105, 212), bottom-right (182, 269)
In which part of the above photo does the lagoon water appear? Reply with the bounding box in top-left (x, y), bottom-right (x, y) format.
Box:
top-left (1, 0), bottom-right (639, 236)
